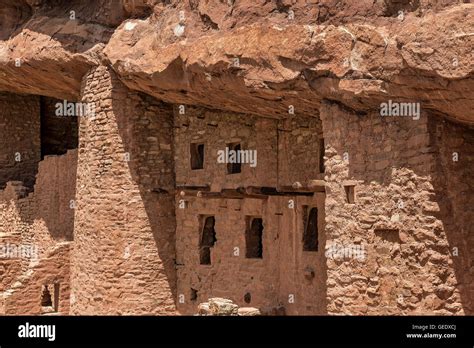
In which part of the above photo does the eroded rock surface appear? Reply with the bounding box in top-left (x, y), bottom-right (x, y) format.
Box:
top-left (0, 1), bottom-right (472, 123)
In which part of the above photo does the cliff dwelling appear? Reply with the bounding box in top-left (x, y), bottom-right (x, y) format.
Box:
top-left (0, 0), bottom-right (473, 317)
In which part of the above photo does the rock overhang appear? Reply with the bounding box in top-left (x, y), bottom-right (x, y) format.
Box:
top-left (0, 1), bottom-right (471, 124)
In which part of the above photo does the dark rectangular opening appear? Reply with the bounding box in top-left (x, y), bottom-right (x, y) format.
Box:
top-left (199, 216), bottom-right (216, 265)
top-left (190, 143), bottom-right (204, 170)
top-left (344, 185), bottom-right (355, 204)
top-left (374, 228), bottom-right (400, 243)
top-left (303, 206), bottom-right (318, 251)
top-left (246, 217), bottom-right (263, 258)
top-left (40, 97), bottom-right (78, 160)
top-left (41, 283), bottom-right (59, 313)
top-left (319, 137), bottom-right (325, 173)
top-left (227, 142), bottom-right (241, 174)
top-left (41, 284), bottom-right (52, 307)
top-left (190, 288), bottom-right (198, 302)
top-left (53, 283), bottom-right (60, 312)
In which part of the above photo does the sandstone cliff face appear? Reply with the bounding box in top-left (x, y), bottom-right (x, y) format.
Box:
top-left (0, 1), bottom-right (474, 123)
top-left (106, 2), bottom-right (474, 124)
top-left (0, 0), bottom-right (473, 316)
top-left (0, 1), bottom-right (472, 123)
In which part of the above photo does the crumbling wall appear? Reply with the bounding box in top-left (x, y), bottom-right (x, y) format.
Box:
top-left (0, 230), bottom-right (22, 292)
top-left (0, 149), bottom-right (77, 314)
top-left (320, 101), bottom-right (473, 315)
top-left (2, 242), bottom-right (71, 315)
top-left (0, 150), bottom-right (77, 248)
top-left (70, 65), bottom-right (177, 315)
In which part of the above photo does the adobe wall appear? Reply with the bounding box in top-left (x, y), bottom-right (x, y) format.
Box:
top-left (0, 92), bottom-right (40, 190)
top-left (70, 65), bottom-right (177, 315)
top-left (320, 101), bottom-right (473, 315)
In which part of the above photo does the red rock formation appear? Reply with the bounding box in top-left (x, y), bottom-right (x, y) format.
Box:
top-left (0, 0), bottom-right (472, 315)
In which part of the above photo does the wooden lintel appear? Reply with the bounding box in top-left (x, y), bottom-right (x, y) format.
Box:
top-left (177, 184), bottom-right (325, 199)
top-left (151, 188), bottom-right (170, 194)
top-left (176, 184), bottom-right (211, 191)
top-left (276, 190), bottom-right (314, 196)
top-left (278, 180), bottom-right (326, 193)
top-left (179, 189), bottom-right (267, 200)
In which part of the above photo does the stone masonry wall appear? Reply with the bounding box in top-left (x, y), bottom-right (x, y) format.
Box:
top-left (70, 65), bottom-right (177, 315)
top-left (0, 150), bottom-right (77, 314)
top-left (176, 197), bottom-right (280, 313)
top-left (428, 117), bottom-right (474, 314)
top-left (175, 110), bottom-right (327, 315)
top-left (176, 193), bottom-right (326, 315)
top-left (0, 150), bottom-right (77, 254)
top-left (2, 242), bottom-right (71, 315)
top-left (174, 108), bottom-right (324, 189)
top-left (278, 115), bottom-right (324, 187)
top-left (174, 107), bottom-right (278, 191)
top-left (276, 193), bottom-right (327, 315)
top-left (0, 92), bottom-right (40, 190)
top-left (320, 101), bottom-right (473, 315)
